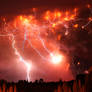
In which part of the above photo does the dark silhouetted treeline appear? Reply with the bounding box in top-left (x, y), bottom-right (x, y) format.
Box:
top-left (0, 71), bottom-right (92, 92)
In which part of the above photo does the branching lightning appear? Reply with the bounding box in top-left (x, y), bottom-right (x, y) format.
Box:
top-left (0, 4), bottom-right (92, 81)
top-left (0, 34), bottom-right (31, 82)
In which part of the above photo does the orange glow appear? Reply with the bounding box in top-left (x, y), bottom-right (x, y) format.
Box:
top-left (74, 8), bottom-right (78, 13)
top-left (54, 11), bottom-right (61, 18)
top-left (18, 15), bottom-right (34, 25)
top-left (65, 63), bottom-right (70, 71)
top-left (46, 10), bottom-right (50, 15)
top-left (51, 29), bottom-right (56, 34)
top-left (57, 12), bottom-right (61, 17)
top-left (57, 34), bottom-right (61, 41)
top-left (50, 53), bottom-right (64, 65)
top-left (45, 16), bottom-right (49, 20)
top-left (32, 8), bottom-right (37, 12)
top-left (65, 11), bottom-right (69, 16)
top-left (52, 23), bottom-right (56, 28)
top-left (70, 15), bottom-right (75, 20)
top-left (89, 17), bottom-right (92, 21)
top-left (19, 16), bottom-right (23, 20)
top-left (64, 17), bottom-right (69, 21)
top-left (3, 18), bottom-right (6, 22)
top-left (87, 4), bottom-right (91, 8)
top-left (44, 10), bottom-right (51, 20)
top-left (29, 15), bottom-right (33, 20)
top-left (24, 18), bottom-right (29, 24)
top-left (54, 12), bottom-right (57, 18)
top-left (43, 10), bottom-right (77, 22)
top-left (78, 62), bottom-right (80, 65)
top-left (73, 24), bottom-right (78, 28)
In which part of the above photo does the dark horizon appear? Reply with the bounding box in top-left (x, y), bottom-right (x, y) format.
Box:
top-left (0, 72), bottom-right (92, 92)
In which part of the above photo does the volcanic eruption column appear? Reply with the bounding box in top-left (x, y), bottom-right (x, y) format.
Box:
top-left (0, 5), bottom-right (92, 81)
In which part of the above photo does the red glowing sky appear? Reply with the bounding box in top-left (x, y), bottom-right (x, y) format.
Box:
top-left (0, 0), bottom-right (92, 82)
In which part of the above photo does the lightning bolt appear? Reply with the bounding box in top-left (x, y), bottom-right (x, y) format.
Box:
top-left (0, 34), bottom-right (31, 82)
top-left (0, 6), bottom-right (92, 81)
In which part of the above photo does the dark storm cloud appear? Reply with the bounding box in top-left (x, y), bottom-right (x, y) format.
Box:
top-left (0, 0), bottom-right (91, 14)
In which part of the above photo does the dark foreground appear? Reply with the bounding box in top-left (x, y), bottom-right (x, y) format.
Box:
top-left (0, 72), bottom-right (92, 92)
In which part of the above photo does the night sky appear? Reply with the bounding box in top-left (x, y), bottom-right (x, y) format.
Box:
top-left (0, 0), bottom-right (92, 82)
top-left (0, 0), bottom-right (91, 14)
